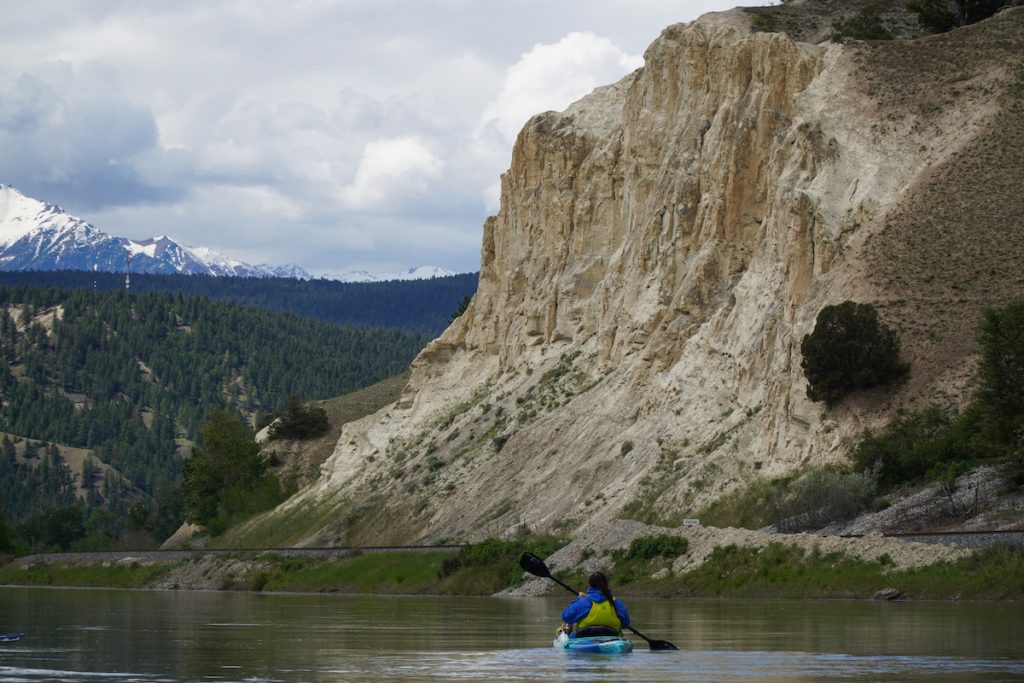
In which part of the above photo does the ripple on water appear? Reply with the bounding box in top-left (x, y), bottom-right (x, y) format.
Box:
top-left (0, 666), bottom-right (174, 683)
top-left (316, 648), bottom-right (1024, 683)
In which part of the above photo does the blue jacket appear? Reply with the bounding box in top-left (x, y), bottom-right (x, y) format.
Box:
top-left (561, 587), bottom-right (630, 630)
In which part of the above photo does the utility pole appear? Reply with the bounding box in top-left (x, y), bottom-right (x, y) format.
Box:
top-left (125, 249), bottom-right (131, 292)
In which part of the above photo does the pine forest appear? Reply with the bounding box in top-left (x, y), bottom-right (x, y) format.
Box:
top-left (0, 284), bottom-right (428, 545)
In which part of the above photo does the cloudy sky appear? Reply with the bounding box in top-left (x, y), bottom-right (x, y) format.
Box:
top-left (0, 0), bottom-right (766, 277)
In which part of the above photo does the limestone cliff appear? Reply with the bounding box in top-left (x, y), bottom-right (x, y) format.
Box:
top-left (260, 6), bottom-right (1024, 545)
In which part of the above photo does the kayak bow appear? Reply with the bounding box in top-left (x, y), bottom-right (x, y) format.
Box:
top-left (554, 631), bottom-right (633, 654)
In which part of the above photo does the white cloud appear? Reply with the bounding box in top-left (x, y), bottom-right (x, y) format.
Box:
top-left (473, 31), bottom-right (642, 212)
top-left (478, 32), bottom-right (642, 144)
top-left (340, 137), bottom-right (444, 209)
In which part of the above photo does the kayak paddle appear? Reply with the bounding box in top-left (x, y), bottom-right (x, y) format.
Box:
top-left (519, 552), bottom-right (679, 651)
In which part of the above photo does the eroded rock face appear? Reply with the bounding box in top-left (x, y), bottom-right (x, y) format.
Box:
top-left (276, 9), bottom-right (1024, 545)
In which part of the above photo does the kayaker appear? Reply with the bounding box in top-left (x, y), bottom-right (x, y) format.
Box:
top-left (558, 571), bottom-right (630, 637)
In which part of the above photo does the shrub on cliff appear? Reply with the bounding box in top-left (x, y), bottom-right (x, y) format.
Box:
top-left (906, 0), bottom-right (1010, 33)
top-left (831, 6), bottom-right (894, 41)
top-left (801, 301), bottom-right (909, 405)
top-left (268, 395), bottom-right (329, 441)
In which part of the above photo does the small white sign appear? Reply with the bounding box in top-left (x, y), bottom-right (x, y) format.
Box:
top-left (682, 518), bottom-right (700, 527)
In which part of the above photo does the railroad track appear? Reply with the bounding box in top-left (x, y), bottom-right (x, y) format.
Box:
top-left (14, 545), bottom-right (467, 565)
top-left (841, 529), bottom-right (1024, 549)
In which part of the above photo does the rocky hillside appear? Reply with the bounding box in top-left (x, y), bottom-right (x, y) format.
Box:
top-left (249, 4), bottom-right (1024, 546)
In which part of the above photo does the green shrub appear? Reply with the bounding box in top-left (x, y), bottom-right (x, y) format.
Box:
top-left (906, 0), bottom-right (1010, 34)
top-left (699, 466), bottom-right (875, 532)
top-left (268, 395), bottom-right (330, 441)
top-left (851, 405), bottom-right (973, 490)
top-left (698, 476), bottom-right (793, 530)
top-left (775, 467), bottom-right (877, 531)
top-left (906, 0), bottom-right (958, 32)
top-left (439, 536), bottom-right (567, 584)
top-left (832, 6), bottom-right (894, 41)
top-left (801, 301), bottom-right (909, 405)
top-left (620, 535), bottom-right (689, 561)
top-left (249, 571), bottom-right (270, 592)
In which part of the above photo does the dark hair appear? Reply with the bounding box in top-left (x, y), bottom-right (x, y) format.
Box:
top-left (588, 571), bottom-right (614, 603)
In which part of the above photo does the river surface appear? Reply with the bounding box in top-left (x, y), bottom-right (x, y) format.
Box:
top-left (1, 587), bottom-right (1024, 681)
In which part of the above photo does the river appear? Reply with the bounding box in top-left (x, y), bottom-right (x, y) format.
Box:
top-left (1, 587), bottom-right (1023, 681)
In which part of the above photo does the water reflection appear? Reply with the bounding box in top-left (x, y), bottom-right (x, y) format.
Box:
top-left (1, 587), bottom-right (1023, 682)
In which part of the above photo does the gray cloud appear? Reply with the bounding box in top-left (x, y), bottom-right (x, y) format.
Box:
top-left (0, 1), bottom-right (770, 275)
top-left (0, 62), bottom-right (182, 209)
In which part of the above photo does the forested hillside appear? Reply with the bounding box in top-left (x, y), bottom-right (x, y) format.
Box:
top-left (0, 271), bottom-right (478, 337)
top-left (0, 285), bottom-right (424, 546)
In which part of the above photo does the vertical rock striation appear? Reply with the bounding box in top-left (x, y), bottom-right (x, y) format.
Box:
top-left (268, 8), bottom-right (1024, 545)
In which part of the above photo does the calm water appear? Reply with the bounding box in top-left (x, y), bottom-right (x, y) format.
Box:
top-left (1, 587), bottom-right (1024, 682)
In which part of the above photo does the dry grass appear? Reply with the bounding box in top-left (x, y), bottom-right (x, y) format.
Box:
top-left (859, 9), bottom-right (1024, 401)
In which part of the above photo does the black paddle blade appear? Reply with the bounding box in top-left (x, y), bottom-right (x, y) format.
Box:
top-left (627, 627), bottom-right (680, 651)
top-left (519, 552), bottom-right (551, 578)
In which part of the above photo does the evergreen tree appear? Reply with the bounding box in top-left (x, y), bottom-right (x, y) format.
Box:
top-left (182, 409), bottom-right (265, 529)
top-left (976, 301), bottom-right (1024, 452)
top-left (0, 509), bottom-right (13, 554)
top-left (268, 395), bottom-right (330, 440)
top-left (801, 301), bottom-right (909, 406)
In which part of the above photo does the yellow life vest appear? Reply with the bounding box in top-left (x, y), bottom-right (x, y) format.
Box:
top-left (573, 598), bottom-right (622, 634)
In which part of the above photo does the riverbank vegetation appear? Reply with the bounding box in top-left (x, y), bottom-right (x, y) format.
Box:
top-left (604, 542), bottom-right (1024, 601)
top-left (546, 534), bottom-right (1024, 601)
top-left (0, 558), bottom-right (175, 589)
top-left (2, 536), bottom-right (1022, 600)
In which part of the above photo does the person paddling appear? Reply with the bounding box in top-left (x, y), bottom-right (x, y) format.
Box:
top-left (558, 571), bottom-right (630, 638)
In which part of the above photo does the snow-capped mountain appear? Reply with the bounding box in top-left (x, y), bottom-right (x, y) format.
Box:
top-left (0, 184), bottom-right (311, 279)
top-left (0, 184), bottom-right (458, 282)
top-left (327, 266), bottom-right (457, 283)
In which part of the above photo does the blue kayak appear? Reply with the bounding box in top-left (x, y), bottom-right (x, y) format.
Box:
top-left (554, 631), bottom-right (633, 654)
top-left (0, 633), bottom-right (24, 643)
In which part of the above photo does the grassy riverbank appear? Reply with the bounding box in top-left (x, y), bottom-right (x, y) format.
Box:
top-left (2, 539), bottom-right (1022, 600)
top-left (594, 543), bottom-right (1024, 601)
top-left (0, 559), bottom-right (176, 589)
top-left (0, 538), bottom-right (567, 595)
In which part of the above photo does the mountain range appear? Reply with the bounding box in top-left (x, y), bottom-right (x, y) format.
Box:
top-left (0, 184), bottom-right (453, 282)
